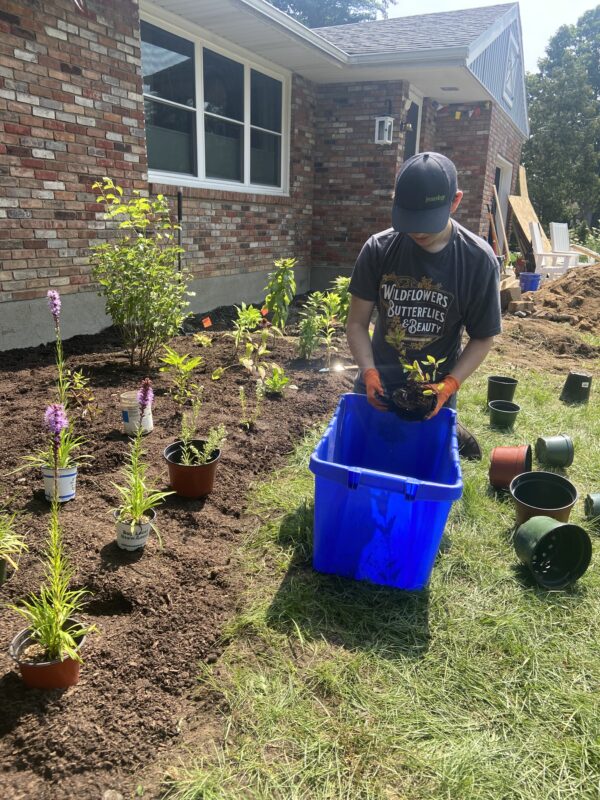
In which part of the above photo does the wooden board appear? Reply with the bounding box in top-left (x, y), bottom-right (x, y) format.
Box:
top-left (508, 164), bottom-right (551, 251)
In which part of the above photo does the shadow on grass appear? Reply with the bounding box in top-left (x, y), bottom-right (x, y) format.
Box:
top-left (264, 501), bottom-right (430, 661)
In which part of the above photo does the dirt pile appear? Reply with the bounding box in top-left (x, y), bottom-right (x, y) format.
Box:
top-left (525, 264), bottom-right (600, 332)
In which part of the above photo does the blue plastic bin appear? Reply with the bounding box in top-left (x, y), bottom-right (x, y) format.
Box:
top-left (309, 393), bottom-right (463, 590)
top-left (519, 272), bottom-right (541, 292)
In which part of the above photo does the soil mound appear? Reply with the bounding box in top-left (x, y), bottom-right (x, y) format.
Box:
top-left (526, 264), bottom-right (600, 332)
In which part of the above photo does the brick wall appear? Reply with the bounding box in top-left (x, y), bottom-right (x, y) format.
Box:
top-left (419, 98), bottom-right (437, 152)
top-left (150, 74), bottom-right (316, 281)
top-left (0, 0), bottom-right (146, 304)
top-left (311, 81), bottom-right (410, 269)
top-left (432, 101), bottom-right (523, 238)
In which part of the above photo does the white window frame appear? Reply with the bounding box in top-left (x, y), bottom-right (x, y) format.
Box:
top-left (141, 10), bottom-right (291, 196)
top-left (502, 32), bottom-right (520, 108)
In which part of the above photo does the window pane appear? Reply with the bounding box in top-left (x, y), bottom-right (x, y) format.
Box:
top-left (205, 116), bottom-right (243, 181)
top-left (251, 129), bottom-right (280, 186)
top-left (145, 99), bottom-right (196, 175)
top-left (141, 21), bottom-right (195, 108)
top-left (251, 70), bottom-right (282, 133)
top-left (203, 49), bottom-right (243, 121)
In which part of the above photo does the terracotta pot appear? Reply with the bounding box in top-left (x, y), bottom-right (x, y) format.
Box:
top-left (114, 508), bottom-right (156, 551)
top-left (164, 440), bottom-right (221, 498)
top-left (9, 621), bottom-right (86, 690)
top-left (489, 444), bottom-right (532, 489)
top-left (514, 515), bottom-right (592, 589)
top-left (509, 471), bottom-right (578, 526)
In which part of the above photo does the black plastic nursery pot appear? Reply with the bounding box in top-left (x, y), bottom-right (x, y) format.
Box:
top-left (0, 558), bottom-right (6, 587)
top-left (487, 375), bottom-right (518, 404)
top-left (488, 400), bottom-right (520, 429)
top-left (560, 371), bottom-right (592, 404)
top-left (535, 434), bottom-right (574, 468)
top-left (509, 471), bottom-right (578, 526)
top-left (514, 515), bottom-right (592, 589)
top-left (584, 493), bottom-right (600, 520)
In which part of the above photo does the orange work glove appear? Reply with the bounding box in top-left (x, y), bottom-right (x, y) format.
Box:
top-left (363, 367), bottom-right (388, 412)
top-left (424, 374), bottom-right (461, 419)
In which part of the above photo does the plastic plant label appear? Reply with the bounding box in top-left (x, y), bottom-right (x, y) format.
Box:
top-left (582, 382), bottom-right (590, 388)
top-left (202, 317), bottom-right (212, 328)
top-left (122, 410), bottom-right (129, 422)
top-left (260, 307), bottom-right (269, 316)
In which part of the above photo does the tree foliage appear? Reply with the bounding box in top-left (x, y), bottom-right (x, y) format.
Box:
top-left (522, 7), bottom-right (600, 227)
top-left (267, 0), bottom-right (392, 27)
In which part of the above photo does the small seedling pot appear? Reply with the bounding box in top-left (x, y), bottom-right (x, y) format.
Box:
top-left (584, 493), bottom-right (600, 521)
top-left (519, 272), bottom-right (542, 292)
top-left (114, 509), bottom-right (156, 551)
top-left (535, 434), bottom-right (574, 468)
top-left (509, 471), bottom-right (578, 526)
top-left (489, 444), bottom-right (532, 490)
top-left (488, 400), bottom-right (520, 429)
top-left (487, 375), bottom-right (518, 404)
top-left (560, 371), bottom-right (592, 404)
top-left (514, 515), bottom-right (592, 589)
top-left (9, 620), bottom-right (86, 690)
top-left (41, 465), bottom-right (78, 502)
top-left (164, 440), bottom-right (221, 498)
top-left (120, 390), bottom-right (153, 436)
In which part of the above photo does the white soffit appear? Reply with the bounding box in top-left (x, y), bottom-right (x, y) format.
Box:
top-left (146, 0), bottom-right (495, 103)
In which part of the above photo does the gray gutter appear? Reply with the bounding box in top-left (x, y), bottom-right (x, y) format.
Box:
top-left (346, 46), bottom-right (470, 67)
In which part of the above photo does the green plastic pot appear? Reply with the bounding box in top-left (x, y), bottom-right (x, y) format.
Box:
top-left (514, 515), bottom-right (592, 589)
top-left (489, 400), bottom-right (520, 429)
top-left (509, 470), bottom-right (578, 525)
top-left (487, 375), bottom-right (518, 404)
top-left (535, 434), bottom-right (574, 468)
top-left (584, 493), bottom-right (600, 520)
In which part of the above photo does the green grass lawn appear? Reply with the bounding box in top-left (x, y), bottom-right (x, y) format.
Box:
top-left (164, 357), bottom-right (600, 800)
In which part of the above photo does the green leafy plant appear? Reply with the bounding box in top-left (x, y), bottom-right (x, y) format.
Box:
top-left (401, 355), bottom-right (447, 395)
top-left (239, 329), bottom-right (271, 380)
top-left (91, 177), bottom-right (194, 368)
top-left (331, 276), bottom-right (351, 326)
top-left (231, 303), bottom-right (263, 351)
top-left (193, 333), bottom-right (212, 347)
top-left (113, 380), bottom-right (173, 538)
top-left (297, 311), bottom-right (321, 359)
top-left (264, 257), bottom-right (297, 331)
top-left (10, 500), bottom-right (94, 663)
top-left (159, 345), bottom-right (203, 404)
top-left (0, 511), bottom-right (28, 572)
top-left (178, 393), bottom-right (203, 465)
top-left (263, 364), bottom-right (290, 396)
top-left (65, 368), bottom-right (101, 421)
top-left (22, 421), bottom-right (91, 471)
top-left (182, 424), bottom-right (227, 467)
top-left (239, 384), bottom-right (265, 431)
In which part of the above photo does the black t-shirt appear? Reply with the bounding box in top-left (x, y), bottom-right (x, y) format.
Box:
top-left (349, 221), bottom-right (502, 388)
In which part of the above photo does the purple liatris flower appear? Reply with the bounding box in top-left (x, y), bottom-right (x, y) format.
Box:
top-left (137, 378), bottom-right (154, 418)
top-left (47, 290), bottom-right (61, 325)
top-left (44, 403), bottom-right (68, 449)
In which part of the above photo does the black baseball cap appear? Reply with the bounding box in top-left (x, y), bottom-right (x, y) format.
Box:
top-left (392, 152), bottom-right (458, 234)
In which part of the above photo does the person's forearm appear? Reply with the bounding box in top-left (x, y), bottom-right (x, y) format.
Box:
top-left (450, 336), bottom-right (495, 385)
top-left (346, 321), bottom-right (376, 372)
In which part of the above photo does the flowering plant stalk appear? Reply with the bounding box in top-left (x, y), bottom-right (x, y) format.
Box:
top-left (113, 379), bottom-right (172, 538)
top-left (22, 404), bottom-right (90, 471)
top-left (47, 290), bottom-right (68, 407)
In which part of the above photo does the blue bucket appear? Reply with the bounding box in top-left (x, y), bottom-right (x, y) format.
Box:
top-left (519, 272), bottom-right (541, 292)
top-left (309, 394), bottom-right (463, 590)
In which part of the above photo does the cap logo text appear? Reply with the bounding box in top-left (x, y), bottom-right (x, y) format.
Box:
top-left (425, 194), bottom-right (446, 203)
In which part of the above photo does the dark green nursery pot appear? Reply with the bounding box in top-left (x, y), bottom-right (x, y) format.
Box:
top-left (488, 400), bottom-right (520, 429)
top-left (514, 515), bottom-right (592, 589)
top-left (535, 434), bottom-right (574, 468)
top-left (487, 375), bottom-right (518, 404)
top-left (509, 471), bottom-right (578, 525)
top-left (584, 493), bottom-right (600, 520)
top-left (560, 371), bottom-right (592, 404)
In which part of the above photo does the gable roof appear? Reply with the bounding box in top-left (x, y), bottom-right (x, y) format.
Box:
top-left (313, 4), bottom-right (517, 55)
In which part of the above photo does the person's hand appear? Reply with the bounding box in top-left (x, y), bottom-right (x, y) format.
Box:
top-left (363, 368), bottom-right (388, 412)
top-left (423, 374), bottom-right (460, 419)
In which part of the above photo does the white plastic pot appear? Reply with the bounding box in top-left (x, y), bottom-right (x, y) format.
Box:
top-left (114, 509), bottom-right (155, 551)
top-left (41, 465), bottom-right (78, 502)
top-left (120, 391), bottom-right (153, 436)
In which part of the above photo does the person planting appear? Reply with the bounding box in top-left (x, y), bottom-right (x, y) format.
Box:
top-left (346, 151), bottom-right (502, 459)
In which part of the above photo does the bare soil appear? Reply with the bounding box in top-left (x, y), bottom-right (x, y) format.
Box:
top-left (0, 315), bottom-right (354, 800)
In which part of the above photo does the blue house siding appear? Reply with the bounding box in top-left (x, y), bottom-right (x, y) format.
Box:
top-left (468, 19), bottom-right (528, 137)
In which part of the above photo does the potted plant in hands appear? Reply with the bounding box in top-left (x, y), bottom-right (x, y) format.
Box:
top-left (386, 355), bottom-right (448, 421)
top-left (113, 380), bottom-right (173, 551)
top-left (9, 405), bottom-right (94, 689)
top-left (164, 394), bottom-right (227, 498)
top-left (0, 511), bottom-right (28, 587)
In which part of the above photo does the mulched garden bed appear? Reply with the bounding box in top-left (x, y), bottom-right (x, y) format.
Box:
top-left (0, 314), bottom-right (355, 799)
